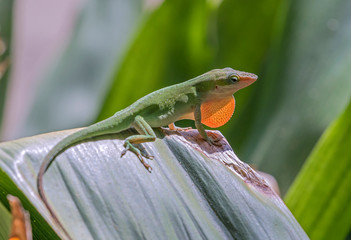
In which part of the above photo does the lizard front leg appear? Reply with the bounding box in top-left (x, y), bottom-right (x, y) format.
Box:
top-left (194, 104), bottom-right (222, 146)
top-left (120, 115), bottom-right (156, 171)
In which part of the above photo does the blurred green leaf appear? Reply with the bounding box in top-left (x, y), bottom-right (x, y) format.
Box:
top-left (235, 0), bottom-right (351, 193)
top-left (20, 0), bottom-right (142, 138)
top-left (97, 0), bottom-right (213, 121)
top-left (0, 200), bottom-right (11, 240)
top-left (97, 0), bottom-right (282, 126)
top-left (214, 0), bottom-right (283, 138)
top-left (285, 99), bottom-right (351, 240)
top-left (0, 129), bottom-right (307, 239)
top-left (216, 0), bottom-right (282, 71)
top-left (0, 0), bottom-right (13, 135)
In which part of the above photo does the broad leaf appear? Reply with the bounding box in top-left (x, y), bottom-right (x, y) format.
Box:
top-left (285, 100), bottom-right (351, 240)
top-left (0, 129), bottom-right (307, 239)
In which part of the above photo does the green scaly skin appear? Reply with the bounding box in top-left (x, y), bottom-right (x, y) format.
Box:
top-left (37, 67), bottom-right (257, 239)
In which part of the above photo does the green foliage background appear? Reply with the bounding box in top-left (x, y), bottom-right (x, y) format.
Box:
top-left (0, 0), bottom-right (350, 239)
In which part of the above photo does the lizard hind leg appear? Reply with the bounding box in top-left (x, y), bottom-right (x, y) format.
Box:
top-left (120, 116), bottom-right (156, 171)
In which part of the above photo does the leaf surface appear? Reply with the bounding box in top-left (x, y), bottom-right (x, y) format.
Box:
top-left (0, 129), bottom-right (307, 239)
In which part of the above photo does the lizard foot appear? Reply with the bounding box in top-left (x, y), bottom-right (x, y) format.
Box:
top-left (210, 139), bottom-right (222, 147)
top-left (173, 126), bottom-right (192, 131)
top-left (120, 142), bottom-right (153, 171)
top-left (136, 154), bottom-right (152, 172)
top-left (208, 136), bottom-right (222, 147)
top-left (136, 143), bottom-right (154, 160)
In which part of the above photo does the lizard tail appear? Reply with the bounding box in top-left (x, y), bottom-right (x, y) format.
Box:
top-left (37, 117), bottom-right (121, 240)
top-left (37, 128), bottom-right (96, 240)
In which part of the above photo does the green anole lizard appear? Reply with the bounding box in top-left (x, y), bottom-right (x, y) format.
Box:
top-left (37, 67), bottom-right (257, 239)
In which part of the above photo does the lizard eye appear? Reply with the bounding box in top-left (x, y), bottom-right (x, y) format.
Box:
top-left (230, 75), bottom-right (239, 83)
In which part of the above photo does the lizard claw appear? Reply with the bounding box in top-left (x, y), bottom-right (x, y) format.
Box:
top-left (137, 154), bottom-right (152, 172)
top-left (142, 154), bottom-right (154, 160)
top-left (146, 165), bottom-right (152, 173)
top-left (120, 150), bottom-right (126, 158)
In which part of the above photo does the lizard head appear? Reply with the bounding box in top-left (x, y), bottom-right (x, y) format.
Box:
top-left (195, 67), bottom-right (258, 100)
top-left (179, 68), bottom-right (257, 127)
top-left (207, 68), bottom-right (257, 98)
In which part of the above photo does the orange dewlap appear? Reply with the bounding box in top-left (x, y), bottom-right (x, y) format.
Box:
top-left (200, 96), bottom-right (235, 128)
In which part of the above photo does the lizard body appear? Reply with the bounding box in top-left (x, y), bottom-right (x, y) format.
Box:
top-left (37, 67), bottom-right (257, 239)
